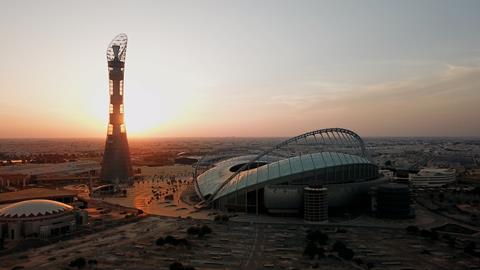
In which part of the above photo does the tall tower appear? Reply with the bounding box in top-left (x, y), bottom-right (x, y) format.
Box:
top-left (101, 33), bottom-right (133, 184)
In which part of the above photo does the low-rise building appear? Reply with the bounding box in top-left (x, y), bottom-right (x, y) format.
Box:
top-left (409, 168), bottom-right (456, 188)
top-left (0, 199), bottom-right (87, 241)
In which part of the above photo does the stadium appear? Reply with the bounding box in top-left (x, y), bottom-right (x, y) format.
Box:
top-left (194, 128), bottom-right (387, 215)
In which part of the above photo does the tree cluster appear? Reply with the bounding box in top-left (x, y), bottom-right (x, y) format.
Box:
top-left (169, 261), bottom-right (195, 270)
top-left (68, 257), bottom-right (98, 269)
top-left (405, 225), bottom-right (419, 234)
top-left (156, 235), bottom-right (190, 247)
top-left (464, 241), bottom-right (477, 256)
top-left (332, 241), bottom-right (355, 260)
top-left (303, 230), bottom-right (329, 260)
top-left (187, 225), bottom-right (212, 238)
top-left (419, 229), bottom-right (439, 241)
top-left (214, 215), bottom-right (229, 223)
top-left (405, 226), bottom-right (439, 241)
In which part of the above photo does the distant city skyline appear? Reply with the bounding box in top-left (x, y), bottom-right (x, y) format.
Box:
top-left (1, 0), bottom-right (479, 138)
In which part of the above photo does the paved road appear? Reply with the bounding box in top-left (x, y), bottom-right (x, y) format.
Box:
top-left (242, 224), bottom-right (265, 270)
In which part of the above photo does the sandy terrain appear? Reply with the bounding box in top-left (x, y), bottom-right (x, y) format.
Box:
top-left (2, 216), bottom-right (479, 270)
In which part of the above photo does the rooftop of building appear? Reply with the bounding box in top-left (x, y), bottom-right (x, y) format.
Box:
top-left (0, 160), bottom-right (100, 176)
top-left (416, 168), bottom-right (456, 175)
top-left (0, 187), bottom-right (78, 205)
top-left (377, 182), bottom-right (409, 190)
top-left (0, 199), bottom-right (73, 219)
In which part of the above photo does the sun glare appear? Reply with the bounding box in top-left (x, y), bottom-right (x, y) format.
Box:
top-left (123, 88), bottom-right (186, 137)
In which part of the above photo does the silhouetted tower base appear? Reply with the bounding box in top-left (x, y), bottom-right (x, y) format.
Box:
top-left (102, 133), bottom-right (132, 184)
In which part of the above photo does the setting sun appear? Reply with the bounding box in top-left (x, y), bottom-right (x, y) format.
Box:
top-left (124, 87), bottom-right (186, 137)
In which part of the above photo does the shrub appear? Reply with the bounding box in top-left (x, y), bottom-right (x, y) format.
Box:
top-left (332, 241), bottom-right (346, 253)
top-left (317, 246), bottom-right (326, 258)
top-left (176, 238), bottom-right (190, 247)
top-left (214, 215), bottom-right (229, 223)
top-left (169, 261), bottom-right (196, 270)
top-left (158, 235), bottom-right (190, 247)
top-left (406, 225), bottom-right (419, 234)
top-left (332, 241), bottom-right (354, 260)
top-left (187, 226), bottom-right (200, 235)
top-left (156, 237), bottom-right (165, 246)
top-left (165, 235), bottom-right (178, 245)
top-left (306, 230), bottom-right (329, 245)
top-left (201, 225), bottom-right (212, 234)
top-left (198, 225), bottom-right (212, 237)
top-left (187, 225), bottom-right (212, 238)
top-left (354, 258), bottom-right (364, 265)
top-left (464, 241), bottom-right (476, 255)
top-left (170, 262), bottom-right (184, 270)
top-left (420, 229), bottom-right (431, 238)
top-left (69, 257), bottom-right (86, 268)
top-left (338, 247), bottom-right (354, 260)
top-left (448, 238), bottom-right (456, 248)
top-left (304, 241), bottom-right (318, 260)
top-left (421, 249), bottom-right (431, 255)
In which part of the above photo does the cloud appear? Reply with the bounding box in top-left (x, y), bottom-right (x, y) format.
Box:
top-left (268, 65), bottom-right (480, 107)
top-left (265, 65), bottom-right (480, 136)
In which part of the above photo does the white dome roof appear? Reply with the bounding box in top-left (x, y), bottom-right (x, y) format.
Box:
top-left (0, 199), bottom-right (73, 219)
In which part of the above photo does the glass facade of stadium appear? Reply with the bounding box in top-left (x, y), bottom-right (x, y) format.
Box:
top-left (196, 152), bottom-right (380, 213)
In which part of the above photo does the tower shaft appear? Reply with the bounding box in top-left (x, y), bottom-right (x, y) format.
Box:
top-left (101, 34), bottom-right (133, 184)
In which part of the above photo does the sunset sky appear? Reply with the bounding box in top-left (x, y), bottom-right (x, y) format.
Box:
top-left (1, 0), bottom-right (479, 138)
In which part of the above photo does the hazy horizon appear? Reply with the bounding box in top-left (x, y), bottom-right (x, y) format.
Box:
top-left (1, 135), bottom-right (479, 140)
top-left (1, 0), bottom-right (479, 138)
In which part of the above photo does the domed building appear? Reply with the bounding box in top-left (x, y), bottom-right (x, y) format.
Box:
top-left (0, 199), bottom-right (86, 241)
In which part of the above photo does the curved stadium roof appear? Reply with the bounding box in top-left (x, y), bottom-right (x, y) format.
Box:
top-left (196, 152), bottom-right (372, 201)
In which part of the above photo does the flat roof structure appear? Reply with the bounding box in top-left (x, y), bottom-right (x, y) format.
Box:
top-left (0, 188), bottom-right (78, 205)
top-left (0, 160), bottom-right (99, 176)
